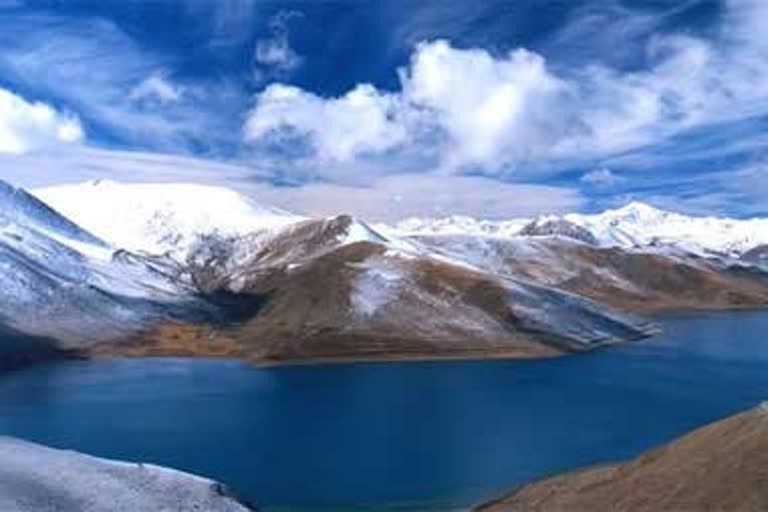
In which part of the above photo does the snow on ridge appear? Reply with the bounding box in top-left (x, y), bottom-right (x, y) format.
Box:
top-left (387, 201), bottom-right (768, 256)
top-left (0, 179), bottom-right (109, 255)
top-left (33, 180), bottom-right (306, 259)
top-left (381, 215), bottom-right (531, 238)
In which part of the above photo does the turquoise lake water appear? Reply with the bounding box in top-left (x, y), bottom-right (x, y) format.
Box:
top-left (1, 310), bottom-right (767, 510)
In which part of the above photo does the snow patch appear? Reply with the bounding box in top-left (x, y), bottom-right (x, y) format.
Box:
top-left (33, 180), bottom-right (305, 259)
top-left (350, 258), bottom-right (406, 317)
top-left (388, 201), bottom-right (768, 257)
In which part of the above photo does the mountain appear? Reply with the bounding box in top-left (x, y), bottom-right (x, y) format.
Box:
top-left (743, 245), bottom-right (768, 266)
top-left (475, 403), bottom-right (768, 512)
top-left (22, 180), bottom-right (653, 364)
top-left (4, 179), bottom-right (768, 367)
top-left (0, 179), bottom-right (210, 349)
top-left (34, 180), bottom-right (304, 260)
top-left (388, 201), bottom-right (768, 258)
top-left (100, 216), bottom-right (656, 363)
top-left (387, 202), bottom-right (768, 312)
top-left (0, 437), bottom-right (254, 512)
top-left (405, 235), bottom-right (768, 312)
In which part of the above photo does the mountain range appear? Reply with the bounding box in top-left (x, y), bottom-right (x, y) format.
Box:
top-left (3, 178), bottom-right (768, 367)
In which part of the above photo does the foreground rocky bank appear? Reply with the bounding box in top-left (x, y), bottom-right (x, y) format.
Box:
top-left (475, 403), bottom-right (768, 512)
top-left (0, 437), bottom-right (255, 512)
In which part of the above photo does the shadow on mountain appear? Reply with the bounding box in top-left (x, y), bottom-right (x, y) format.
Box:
top-left (0, 323), bottom-right (81, 372)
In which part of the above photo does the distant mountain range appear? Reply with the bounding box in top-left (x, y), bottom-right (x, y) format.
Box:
top-left (386, 201), bottom-right (768, 258)
top-left (2, 179), bottom-right (768, 367)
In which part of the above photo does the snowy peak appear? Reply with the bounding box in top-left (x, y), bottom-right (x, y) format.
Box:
top-left (0, 179), bottom-right (107, 250)
top-left (33, 180), bottom-right (305, 258)
top-left (390, 201), bottom-right (768, 257)
top-left (383, 215), bottom-right (531, 238)
top-left (596, 201), bottom-right (670, 223)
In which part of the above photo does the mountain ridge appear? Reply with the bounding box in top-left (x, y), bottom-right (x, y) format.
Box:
top-left (0, 178), bottom-right (766, 367)
top-left (386, 201), bottom-right (768, 258)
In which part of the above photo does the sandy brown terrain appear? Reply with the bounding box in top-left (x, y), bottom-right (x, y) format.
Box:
top-left (414, 235), bottom-right (768, 313)
top-left (475, 403), bottom-right (768, 512)
top-left (95, 239), bottom-right (655, 364)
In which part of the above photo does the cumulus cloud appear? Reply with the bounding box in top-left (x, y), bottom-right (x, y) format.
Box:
top-left (402, 41), bottom-right (575, 169)
top-left (245, 40), bottom-right (576, 172)
top-left (0, 88), bottom-right (83, 154)
top-left (243, 0), bottom-right (768, 180)
top-left (129, 72), bottom-right (183, 104)
top-left (245, 84), bottom-right (407, 162)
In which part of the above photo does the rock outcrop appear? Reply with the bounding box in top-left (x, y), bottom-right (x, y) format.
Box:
top-left (519, 218), bottom-right (598, 245)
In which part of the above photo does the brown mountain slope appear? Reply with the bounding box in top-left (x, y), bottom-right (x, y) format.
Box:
top-left (410, 235), bottom-right (768, 312)
top-left (475, 403), bottom-right (768, 512)
top-left (105, 237), bottom-right (656, 364)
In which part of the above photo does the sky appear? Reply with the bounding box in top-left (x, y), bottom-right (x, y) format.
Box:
top-left (1, 0), bottom-right (768, 220)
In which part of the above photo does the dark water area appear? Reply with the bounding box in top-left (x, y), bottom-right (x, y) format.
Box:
top-left (1, 311), bottom-right (767, 510)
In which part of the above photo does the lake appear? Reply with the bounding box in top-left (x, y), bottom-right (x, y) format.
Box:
top-left (1, 310), bottom-right (768, 511)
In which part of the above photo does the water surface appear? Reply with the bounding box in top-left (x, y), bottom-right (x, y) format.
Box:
top-left (1, 310), bottom-right (767, 510)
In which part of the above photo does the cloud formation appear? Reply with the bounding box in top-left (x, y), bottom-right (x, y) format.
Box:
top-left (580, 167), bottom-right (622, 187)
top-left (252, 10), bottom-right (303, 80)
top-left (0, 14), bottom-right (249, 153)
top-left (129, 72), bottom-right (184, 104)
top-left (245, 84), bottom-right (406, 162)
top-left (0, 146), bottom-right (584, 221)
top-left (243, 0), bottom-right (768, 181)
top-left (0, 88), bottom-right (83, 154)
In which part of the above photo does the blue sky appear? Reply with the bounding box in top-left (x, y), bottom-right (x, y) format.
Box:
top-left (1, 0), bottom-right (767, 220)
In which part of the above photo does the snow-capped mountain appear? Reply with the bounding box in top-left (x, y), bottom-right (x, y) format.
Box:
top-left (0, 180), bottom-right (206, 346)
top-left (33, 180), bottom-right (306, 259)
top-left (3, 178), bottom-right (767, 368)
top-left (388, 201), bottom-right (768, 257)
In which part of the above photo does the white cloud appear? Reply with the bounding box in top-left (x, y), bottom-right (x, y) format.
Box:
top-left (243, 0), bottom-right (768, 179)
top-left (0, 15), bottom-right (247, 153)
top-left (244, 84), bottom-right (407, 162)
top-left (0, 147), bottom-right (583, 221)
top-left (402, 41), bottom-right (574, 169)
top-left (246, 174), bottom-right (585, 221)
top-left (0, 88), bottom-right (83, 154)
top-left (254, 38), bottom-right (302, 71)
top-left (129, 72), bottom-right (183, 104)
top-left (580, 167), bottom-right (623, 187)
top-left (245, 40), bottom-right (575, 172)
top-left (252, 10), bottom-right (303, 78)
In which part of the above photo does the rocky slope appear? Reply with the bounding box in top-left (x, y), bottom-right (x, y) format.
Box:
top-left (105, 217), bottom-right (655, 363)
top-left (743, 245), bottom-right (768, 267)
top-left (474, 403), bottom-right (768, 512)
top-left (407, 235), bottom-right (768, 312)
top-left (0, 437), bottom-right (254, 512)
